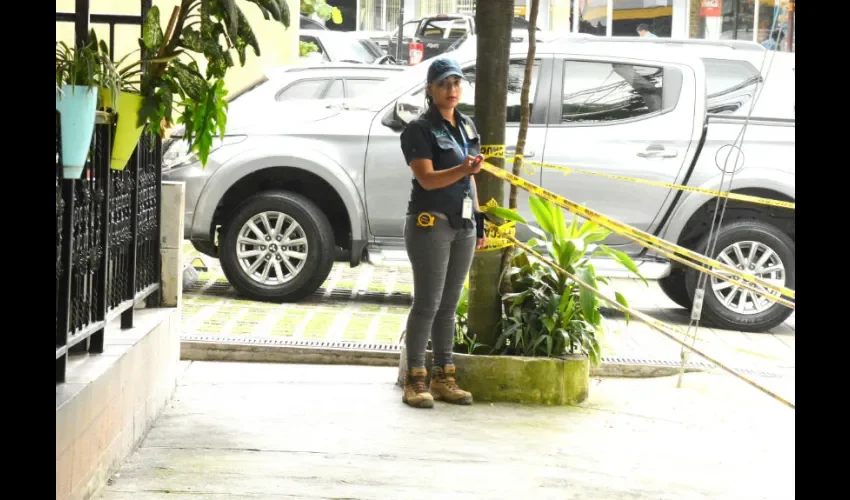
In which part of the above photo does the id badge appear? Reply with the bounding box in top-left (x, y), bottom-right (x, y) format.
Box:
top-left (462, 196), bottom-right (473, 220)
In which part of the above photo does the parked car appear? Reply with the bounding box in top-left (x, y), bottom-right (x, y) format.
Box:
top-left (163, 37), bottom-right (795, 333)
top-left (300, 15), bottom-right (327, 30)
top-left (385, 13), bottom-right (550, 65)
top-left (300, 29), bottom-right (398, 65)
top-left (162, 63), bottom-right (405, 168)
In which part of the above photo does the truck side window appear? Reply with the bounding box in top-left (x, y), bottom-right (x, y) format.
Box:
top-left (701, 58), bottom-right (762, 114)
top-left (561, 61), bottom-right (664, 124)
top-left (456, 59), bottom-right (542, 123)
top-left (276, 79), bottom-right (332, 101)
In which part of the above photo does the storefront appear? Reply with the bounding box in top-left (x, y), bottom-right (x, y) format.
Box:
top-left (688, 0), bottom-right (795, 51)
top-left (346, 0), bottom-right (794, 52)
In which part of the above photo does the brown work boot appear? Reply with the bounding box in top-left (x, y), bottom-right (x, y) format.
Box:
top-left (402, 367), bottom-right (434, 409)
top-left (430, 364), bottom-right (473, 405)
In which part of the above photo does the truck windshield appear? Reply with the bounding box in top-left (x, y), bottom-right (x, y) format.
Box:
top-left (334, 38), bottom-right (384, 64)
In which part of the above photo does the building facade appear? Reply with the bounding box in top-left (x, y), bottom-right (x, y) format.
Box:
top-left (341, 0), bottom-right (794, 52)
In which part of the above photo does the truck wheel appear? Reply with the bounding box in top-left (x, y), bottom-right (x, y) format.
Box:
top-left (684, 220), bottom-right (794, 333)
top-left (658, 269), bottom-right (692, 310)
top-left (219, 191), bottom-right (335, 302)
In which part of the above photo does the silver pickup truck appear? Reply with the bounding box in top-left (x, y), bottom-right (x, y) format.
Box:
top-left (163, 37), bottom-right (795, 333)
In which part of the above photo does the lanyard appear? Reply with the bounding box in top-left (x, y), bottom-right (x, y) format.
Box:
top-left (444, 122), bottom-right (472, 198)
top-left (444, 122), bottom-right (468, 158)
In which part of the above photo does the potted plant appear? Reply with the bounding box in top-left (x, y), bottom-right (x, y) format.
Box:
top-left (491, 197), bottom-right (645, 366)
top-left (90, 34), bottom-right (148, 171)
top-left (427, 197), bottom-right (647, 405)
top-left (55, 40), bottom-right (102, 178)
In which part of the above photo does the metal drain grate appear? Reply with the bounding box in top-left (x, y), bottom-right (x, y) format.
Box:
top-left (179, 336), bottom-right (788, 377)
top-left (181, 334), bottom-right (404, 352)
top-left (600, 356), bottom-right (784, 378)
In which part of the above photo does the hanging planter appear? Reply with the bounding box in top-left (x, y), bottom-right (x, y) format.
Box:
top-left (110, 91), bottom-right (146, 171)
top-left (55, 85), bottom-right (98, 178)
top-left (56, 37), bottom-right (107, 180)
top-left (98, 85), bottom-right (115, 111)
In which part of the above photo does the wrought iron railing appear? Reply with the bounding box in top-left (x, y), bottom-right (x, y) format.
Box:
top-left (56, 0), bottom-right (160, 384)
top-left (55, 113), bottom-right (162, 383)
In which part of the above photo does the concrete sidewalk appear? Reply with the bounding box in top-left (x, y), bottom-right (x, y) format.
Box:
top-left (97, 361), bottom-right (795, 500)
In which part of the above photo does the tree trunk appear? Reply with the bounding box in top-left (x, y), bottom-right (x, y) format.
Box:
top-left (467, 0), bottom-right (514, 349)
top-left (501, 0), bottom-right (540, 280)
top-left (509, 0), bottom-right (538, 211)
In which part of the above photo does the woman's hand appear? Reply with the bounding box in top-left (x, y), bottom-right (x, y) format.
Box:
top-left (462, 155), bottom-right (482, 175)
top-left (476, 237), bottom-right (487, 250)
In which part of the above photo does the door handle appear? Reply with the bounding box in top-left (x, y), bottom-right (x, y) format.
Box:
top-left (506, 146), bottom-right (535, 158)
top-left (637, 145), bottom-right (677, 158)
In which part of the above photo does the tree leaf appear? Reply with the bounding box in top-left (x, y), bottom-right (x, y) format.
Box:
top-left (169, 62), bottom-right (205, 101)
top-left (550, 203), bottom-right (566, 240)
top-left (142, 6), bottom-right (163, 50)
top-left (615, 291), bottom-right (630, 325)
top-left (331, 6), bottom-right (343, 24)
top-left (280, 1), bottom-right (291, 27)
top-left (486, 206), bottom-right (526, 225)
top-left (558, 239), bottom-right (576, 270)
top-left (221, 0), bottom-right (239, 35)
top-left (599, 245), bottom-right (647, 285)
top-left (246, 0), bottom-right (278, 21)
top-left (579, 266), bottom-right (598, 321)
top-left (529, 197), bottom-right (556, 235)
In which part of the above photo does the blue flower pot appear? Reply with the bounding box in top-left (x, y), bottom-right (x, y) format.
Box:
top-left (56, 85), bottom-right (98, 179)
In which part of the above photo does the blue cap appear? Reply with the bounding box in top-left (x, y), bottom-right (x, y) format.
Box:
top-left (427, 58), bottom-right (465, 84)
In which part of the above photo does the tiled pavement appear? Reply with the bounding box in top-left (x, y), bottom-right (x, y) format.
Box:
top-left (181, 244), bottom-right (795, 381)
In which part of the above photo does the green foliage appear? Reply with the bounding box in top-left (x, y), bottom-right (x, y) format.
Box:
top-left (482, 197), bottom-right (646, 366)
top-left (55, 38), bottom-right (99, 89)
top-left (453, 279), bottom-right (489, 355)
top-left (300, 40), bottom-right (320, 56)
top-left (301, 0), bottom-right (343, 24)
top-left (129, 0), bottom-right (290, 165)
top-left (56, 31), bottom-right (126, 110)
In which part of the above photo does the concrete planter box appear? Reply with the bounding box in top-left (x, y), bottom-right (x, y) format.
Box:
top-left (397, 345), bottom-right (590, 405)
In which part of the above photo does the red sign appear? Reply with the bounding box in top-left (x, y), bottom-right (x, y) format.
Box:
top-left (700, 0), bottom-right (722, 17)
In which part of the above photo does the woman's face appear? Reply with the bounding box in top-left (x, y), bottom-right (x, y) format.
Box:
top-left (428, 76), bottom-right (463, 109)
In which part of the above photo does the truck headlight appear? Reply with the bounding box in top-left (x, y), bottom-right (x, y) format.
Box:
top-left (162, 136), bottom-right (247, 170)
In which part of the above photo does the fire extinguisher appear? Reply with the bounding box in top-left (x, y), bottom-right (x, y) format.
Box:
top-left (409, 42), bottom-right (424, 66)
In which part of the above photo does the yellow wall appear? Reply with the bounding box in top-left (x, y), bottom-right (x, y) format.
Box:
top-left (56, 0), bottom-right (299, 96)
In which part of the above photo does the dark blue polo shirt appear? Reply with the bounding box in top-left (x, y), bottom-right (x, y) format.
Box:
top-left (400, 107), bottom-right (481, 229)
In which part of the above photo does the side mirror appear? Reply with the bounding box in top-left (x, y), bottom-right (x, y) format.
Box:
top-left (382, 99), bottom-right (422, 131)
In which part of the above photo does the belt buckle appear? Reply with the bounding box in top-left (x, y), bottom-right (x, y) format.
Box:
top-left (416, 212), bottom-right (436, 228)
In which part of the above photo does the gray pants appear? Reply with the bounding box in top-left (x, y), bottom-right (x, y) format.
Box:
top-left (404, 214), bottom-right (476, 369)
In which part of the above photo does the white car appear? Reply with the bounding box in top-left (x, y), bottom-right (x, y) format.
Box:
top-left (163, 63), bottom-right (406, 165)
top-left (299, 30), bottom-right (399, 65)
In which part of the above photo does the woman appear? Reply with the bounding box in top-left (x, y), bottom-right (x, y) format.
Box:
top-left (399, 57), bottom-right (487, 409)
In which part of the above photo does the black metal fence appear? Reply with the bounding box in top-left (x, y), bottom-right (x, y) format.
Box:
top-left (55, 113), bottom-right (162, 383)
top-left (56, 0), bottom-right (161, 383)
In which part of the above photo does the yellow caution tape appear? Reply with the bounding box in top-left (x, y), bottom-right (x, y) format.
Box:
top-left (480, 145), bottom-right (795, 210)
top-left (474, 199), bottom-right (515, 253)
top-left (477, 161), bottom-right (795, 300)
top-left (482, 197), bottom-right (793, 309)
top-left (488, 220), bottom-right (794, 410)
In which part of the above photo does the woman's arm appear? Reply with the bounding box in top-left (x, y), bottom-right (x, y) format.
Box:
top-left (409, 156), bottom-right (479, 191)
top-left (470, 175), bottom-right (480, 210)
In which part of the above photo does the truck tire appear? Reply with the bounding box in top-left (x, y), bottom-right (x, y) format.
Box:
top-left (219, 191), bottom-right (335, 303)
top-left (684, 220), bottom-right (794, 333)
top-left (658, 269), bottom-right (692, 309)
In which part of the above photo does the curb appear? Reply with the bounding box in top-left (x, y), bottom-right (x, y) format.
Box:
top-left (179, 338), bottom-right (744, 378)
